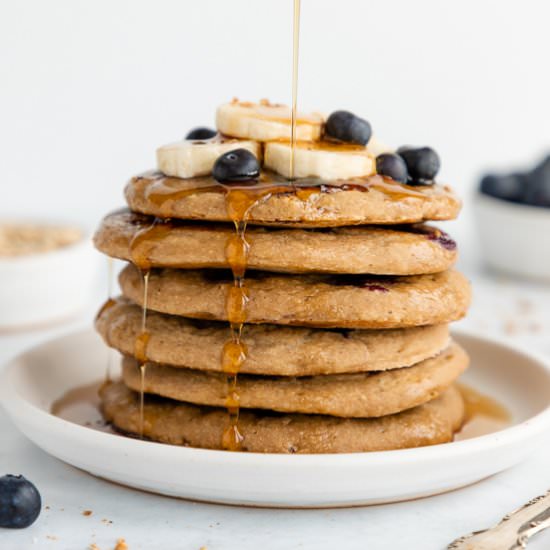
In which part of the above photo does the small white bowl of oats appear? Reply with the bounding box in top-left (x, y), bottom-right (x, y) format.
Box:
top-left (0, 221), bottom-right (99, 329)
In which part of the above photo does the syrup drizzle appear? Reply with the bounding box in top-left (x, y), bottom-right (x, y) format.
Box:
top-left (220, 191), bottom-right (253, 451)
top-left (104, 258), bottom-right (115, 381)
top-left (135, 270), bottom-right (150, 438)
top-left (219, 0), bottom-right (303, 450)
top-left (139, 363), bottom-right (147, 438)
top-left (134, 170), bottom-right (428, 222)
top-left (96, 297), bottom-right (116, 320)
top-left (129, 221), bottom-right (156, 439)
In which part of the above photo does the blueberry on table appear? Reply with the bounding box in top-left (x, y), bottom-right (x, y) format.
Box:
top-left (376, 153), bottom-right (409, 184)
top-left (398, 147), bottom-right (440, 185)
top-left (185, 127), bottom-right (217, 140)
top-left (212, 149), bottom-right (260, 184)
top-left (325, 111), bottom-right (372, 145)
top-left (0, 475), bottom-right (41, 529)
top-left (480, 173), bottom-right (526, 203)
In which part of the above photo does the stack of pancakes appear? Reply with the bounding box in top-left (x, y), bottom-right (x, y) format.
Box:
top-left (94, 102), bottom-right (471, 454)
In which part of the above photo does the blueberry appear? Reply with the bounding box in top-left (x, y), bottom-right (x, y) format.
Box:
top-left (376, 153), bottom-right (408, 184)
top-left (524, 182), bottom-right (550, 207)
top-left (480, 173), bottom-right (526, 203)
top-left (398, 147), bottom-right (440, 185)
top-left (212, 149), bottom-right (260, 184)
top-left (185, 127), bottom-right (217, 140)
top-left (532, 154), bottom-right (550, 181)
top-left (523, 155), bottom-right (550, 207)
top-left (325, 111), bottom-right (372, 145)
top-left (0, 475), bottom-right (41, 529)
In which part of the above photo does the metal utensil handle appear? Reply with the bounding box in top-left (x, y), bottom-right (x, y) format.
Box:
top-left (448, 490), bottom-right (550, 550)
top-left (510, 513), bottom-right (550, 550)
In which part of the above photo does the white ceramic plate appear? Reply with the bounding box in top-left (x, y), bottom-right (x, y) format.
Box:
top-left (2, 329), bottom-right (550, 508)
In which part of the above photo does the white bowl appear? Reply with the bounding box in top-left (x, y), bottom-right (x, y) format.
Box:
top-left (474, 192), bottom-right (550, 281)
top-left (0, 227), bottom-right (100, 329)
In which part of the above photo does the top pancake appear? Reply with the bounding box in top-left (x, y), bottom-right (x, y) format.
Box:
top-left (124, 171), bottom-right (461, 227)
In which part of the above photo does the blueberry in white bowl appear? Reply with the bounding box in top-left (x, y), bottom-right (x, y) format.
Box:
top-left (523, 155), bottom-right (550, 207)
top-left (475, 153), bottom-right (550, 281)
top-left (478, 154), bottom-right (550, 208)
top-left (479, 173), bottom-right (527, 203)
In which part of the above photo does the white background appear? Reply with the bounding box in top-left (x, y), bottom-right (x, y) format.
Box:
top-left (3, 2), bottom-right (550, 549)
top-left (2, 0), bottom-right (550, 252)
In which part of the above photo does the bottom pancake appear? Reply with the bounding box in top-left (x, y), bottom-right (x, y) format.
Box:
top-left (121, 342), bottom-right (468, 417)
top-left (100, 382), bottom-right (465, 453)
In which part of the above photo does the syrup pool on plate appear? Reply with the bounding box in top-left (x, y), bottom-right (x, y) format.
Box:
top-left (455, 384), bottom-right (511, 440)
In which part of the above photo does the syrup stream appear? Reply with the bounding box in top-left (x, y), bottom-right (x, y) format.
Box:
top-left (128, 220), bottom-right (157, 440)
top-left (220, 196), bottom-right (251, 451)
top-left (136, 270), bottom-right (150, 439)
top-left (141, 271), bottom-right (150, 333)
top-left (289, 0), bottom-right (301, 180)
top-left (104, 257), bottom-right (115, 381)
top-left (219, 0), bottom-right (303, 450)
top-left (139, 363), bottom-right (146, 437)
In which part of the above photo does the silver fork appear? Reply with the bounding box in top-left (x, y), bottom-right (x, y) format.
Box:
top-left (448, 490), bottom-right (550, 550)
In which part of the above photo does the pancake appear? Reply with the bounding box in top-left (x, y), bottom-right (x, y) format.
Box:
top-left (94, 210), bottom-right (457, 275)
top-left (124, 171), bottom-right (461, 228)
top-left (100, 382), bottom-right (465, 453)
top-left (96, 298), bottom-right (450, 375)
top-left (118, 266), bottom-right (471, 329)
top-left (120, 342), bottom-right (468, 418)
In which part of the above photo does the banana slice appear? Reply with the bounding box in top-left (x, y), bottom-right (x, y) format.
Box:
top-left (264, 141), bottom-right (375, 180)
top-left (216, 100), bottom-right (323, 142)
top-left (157, 136), bottom-right (261, 179)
